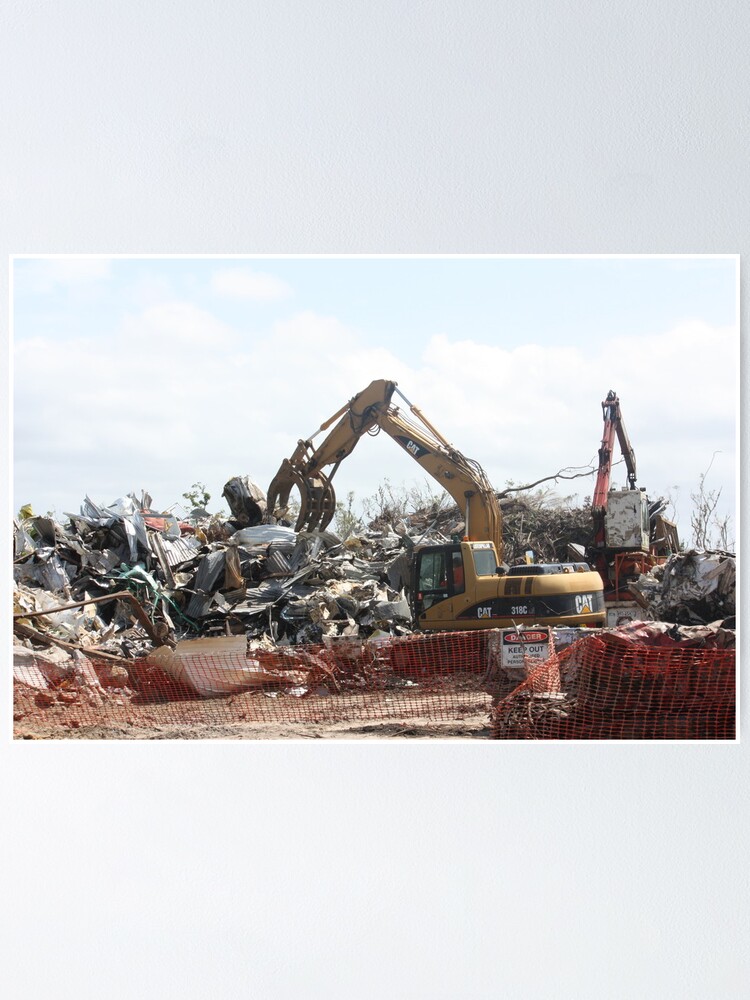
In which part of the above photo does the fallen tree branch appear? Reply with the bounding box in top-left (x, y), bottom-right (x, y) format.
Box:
top-left (495, 464), bottom-right (597, 499)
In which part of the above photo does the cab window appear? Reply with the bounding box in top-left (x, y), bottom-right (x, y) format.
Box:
top-left (418, 550), bottom-right (447, 592)
top-left (472, 548), bottom-right (497, 577)
top-left (416, 550), bottom-right (449, 610)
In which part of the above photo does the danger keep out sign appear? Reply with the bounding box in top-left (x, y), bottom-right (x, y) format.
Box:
top-left (499, 628), bottom-right (551, 668)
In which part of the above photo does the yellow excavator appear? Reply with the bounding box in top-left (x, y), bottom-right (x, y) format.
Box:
top-left (267, 379), bottom-right (605, 631)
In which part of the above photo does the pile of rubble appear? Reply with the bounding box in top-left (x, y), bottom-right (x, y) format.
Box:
top-left (13, 475), bottom-right (736, 698)
top-left (629, 550), bottom-right (736, 625)
top-left (380, 489), bottom-right (596, 566)
top-left (13, 477), bottom-right (416, 667)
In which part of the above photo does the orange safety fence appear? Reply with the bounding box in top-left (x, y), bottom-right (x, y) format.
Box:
top-left (13, 629), bottom-right (736, 739)
top-left (491, 636), bottom-right (736, 740)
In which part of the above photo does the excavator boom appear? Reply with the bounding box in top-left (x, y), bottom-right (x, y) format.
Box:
top-left (593, 390), bottom-right (637, 511)
top-left (267, 379), bottom-right (503, 555)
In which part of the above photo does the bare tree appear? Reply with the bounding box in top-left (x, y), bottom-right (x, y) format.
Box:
top-left (690, 454), bottom-right (734, 552)
top-left (333, 490), bottom-right (364, 539)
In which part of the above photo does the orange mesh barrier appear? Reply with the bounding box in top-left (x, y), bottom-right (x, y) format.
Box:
top-left (13, 632), bottom-right (493, 737)
top-left (13, 630), bottom-right (736, 739)
top-left (491, 636), bottom-right (736, 740)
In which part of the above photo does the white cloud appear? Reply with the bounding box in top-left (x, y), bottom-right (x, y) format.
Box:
top-left (18, 257), bottom-right (113, 293)
top-left (13, 305), bottom-right (412, 513)
top-left (600, 321), bottom-right (737, 424)
top-left (211, 267), bottom-right (293, 301)
top-left (13, 304), bottom-right (737, 545)
top-left (261, 310), bottom-right (352, 353)
top-left (48, 257), bottom-right (112, 282)
top-left (120, 301), bottom-right (238, 349)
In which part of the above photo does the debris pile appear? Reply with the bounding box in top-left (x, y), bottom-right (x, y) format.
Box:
top-left (498, 493), bottom-right (595, 564)
top-left (13, 479), bottom-right (415, 671)
top-left (629, 550), bottom-right (736, 625)
top-left (13, 476), bottom-right (736, 714)
top-left (382, 490), bottom-right (595, 566)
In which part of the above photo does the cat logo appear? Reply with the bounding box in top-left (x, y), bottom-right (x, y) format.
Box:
top-left (396, 435), bottom-right (429, 460)
top-left (575, 594), bottom-right (593, 614)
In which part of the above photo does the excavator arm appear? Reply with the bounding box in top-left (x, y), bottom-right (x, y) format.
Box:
top-left (266, 379), bottom-right (503, 556)
top-left (592, 389), bottom-right (638, 549)
top-left (593, 390), bottom-right (637, 507)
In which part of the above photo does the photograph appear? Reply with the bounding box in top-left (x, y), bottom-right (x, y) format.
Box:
top-left (12, 254), bottom-right (738, 741)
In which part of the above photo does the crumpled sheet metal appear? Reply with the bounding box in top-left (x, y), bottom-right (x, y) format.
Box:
top-left (630, 550), bottom-right (736, 624)
top-left (14, 493), bottom-right (205, 655)
top-left (15, 549), bottom-right (74, 591)
top-left (222, 475), bottom-right (267, 526)
top-left (149, 532), bottom-right (202, 570)
top-left (185, 550), bottom-right (227, 619)
top-left (13, 483), bottom-right (423, 664)
top-left (78, 495), bottom-right (150, 563)
top-left (599, 618), bottom-right (735, 649)
top-left (231, 524), bottom-right (298, 548)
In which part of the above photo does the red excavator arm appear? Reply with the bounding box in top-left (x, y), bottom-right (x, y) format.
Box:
top-left (592, 390), bottom-right (637, 546)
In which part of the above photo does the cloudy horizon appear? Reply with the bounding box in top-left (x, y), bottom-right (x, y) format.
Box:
top-left (12, 255), bottom-right (738, 550)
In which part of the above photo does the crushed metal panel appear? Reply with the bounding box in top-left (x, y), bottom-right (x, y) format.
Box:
top-left (227, 581), bottom-right (289, 617)
top-left (77, 495), bottom-right (149, 563)
top-left (222, 476), bottom-right (267, 526)
top-left (223, 546), bottom-right (244, 590)
top-left (265, 550), bottom-right (293, 577)
top-left (185, 550), bottom-right (227, 618)
top-left (148, 530), bottom-right (175, 586)
top-left (79, 496), bottom-right (115, 524)
top-left (29, 517), bottom-right (58, 546)
top-left (81, 548), bottom-right (121, 575)
top-left (149, 532), bottom-right (202, 570)
top-left (14, 550), bottom-right (73, 591)
top-left (231, 525), bottom-right (297, 548)
top-left (119, 515), bottom-right (141, 563)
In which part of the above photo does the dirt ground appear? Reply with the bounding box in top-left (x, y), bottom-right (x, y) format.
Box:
top-left (13, 715), bottom-right (492, 740)
top-left (13, 680), bottom-right (496, 740)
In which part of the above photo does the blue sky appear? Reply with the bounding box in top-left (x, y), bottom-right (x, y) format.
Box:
top-left (12, 255), bottom-right (738, 547)
top-left (14, 254), bottom-right (736, 351)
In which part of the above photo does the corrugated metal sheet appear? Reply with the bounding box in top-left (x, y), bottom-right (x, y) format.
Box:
top-left (150, 533), bottom-right (202, 569)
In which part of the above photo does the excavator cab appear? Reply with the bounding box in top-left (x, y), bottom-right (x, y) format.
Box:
top-left (413, 543), bottom-right (472, 614)
top-left (412, 541), bottom-right (498, 620)
top-left (412, 541), bottom-right (605, 631)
